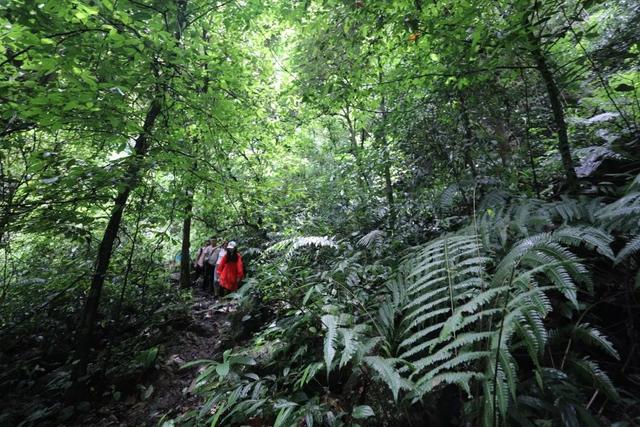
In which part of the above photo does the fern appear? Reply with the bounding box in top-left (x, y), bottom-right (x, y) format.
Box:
top-left (363, 356), bottom-right (411, 401)
top-left (388, 209), bottom-right (619, 423)
top-left (357, 229), bottom-right (386, 249)
top-left (572, 323), bottom-right (620, 361)
top-left (597, 192), bottom-right (640, 231)
top-left (569, 358), bottom-right (619, 401)
top-left (552, 226), bottom-right (614, 260)
top-left (615, 234), bottom-right (640, 264)
top-left (265, 236), bottom-right (338, 258)
top-left (478, 189), bottom-right (510, 211)
top-left (339, 328), bottom-right (358, 368)
top-left (322, 314), bottom-right (338, 376)
top-left (439, 183), bottom-right (461, 212)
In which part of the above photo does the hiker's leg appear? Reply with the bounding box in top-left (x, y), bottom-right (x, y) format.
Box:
top-left (202, 265), bottom-right (211, 291)
top-left (208, 273), bottom-right (215, 294)
top-left (213, 270), bottom-right (220, 297)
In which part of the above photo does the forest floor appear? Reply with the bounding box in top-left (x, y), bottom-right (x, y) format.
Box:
top-left (75, 291), bottom-right (235, 427)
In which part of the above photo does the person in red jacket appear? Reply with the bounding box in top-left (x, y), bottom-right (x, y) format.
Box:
top-left (216, 241), bottom-right (244, 295)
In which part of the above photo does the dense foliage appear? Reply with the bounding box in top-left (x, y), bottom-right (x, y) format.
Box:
top-left (1, 0), bottom-right (639, 425)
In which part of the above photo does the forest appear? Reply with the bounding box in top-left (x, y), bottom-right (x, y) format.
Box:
top-left (1, 0), bottom-right (640, 425)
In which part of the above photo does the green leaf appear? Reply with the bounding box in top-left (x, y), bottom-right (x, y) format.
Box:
top-left (273, 406), bottom-right (295, 427)
top-left (614, 83), bottom-right (634, 92)
top-left (216, 362), bottom-right (230, 378)
top-left (352, 405), bottom-right (374, 419)
top-left (142, 384), bottom-right (154, 400)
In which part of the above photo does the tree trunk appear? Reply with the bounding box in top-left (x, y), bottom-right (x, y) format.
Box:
top-left (179, 189), bottom-right (193, 289)
top-left (377, 63), bottom-right (395, 229)
top-left (344, 110), bottom-right (370, 195)
top-left (114, 188), bottom-right (147, 323)
top-left (73, 99), bottom-right (161, 380)
top-left (527, 33), bottom-right (578, 193)
top-left (458, 94), bottom-right (478, 178)
top-left (378, 109), bottom-right (395, 229)
top-left (382, 146), bottom-right (395, 229)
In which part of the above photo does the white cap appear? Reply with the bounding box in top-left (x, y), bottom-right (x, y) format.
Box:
top-left (227, 241), bottom-right (237, 249)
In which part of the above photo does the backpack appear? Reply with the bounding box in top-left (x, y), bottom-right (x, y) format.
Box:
top-left (207, 247), bottom-right (221, 266)
top-left (202, 246), bottom-right (212, 263)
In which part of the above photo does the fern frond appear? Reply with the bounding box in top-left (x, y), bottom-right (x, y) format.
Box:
top-left (357, 229), bottom-right (386, 249)
top-left (416, 371), bottom-right (484, 397)
top-left (409, 331), bottom-right (495, 368)
top-left (479, 189), bottom-right (510, 211)
top-left (518, 309), bottom-right (548, 359)
top-left (322, 314), bottom-right (338, 375)
top-left (569, 358), bottom-right (620, 401)
top-left (265, 236), bottom-right (338, 258)
top-left (553, 226), bottom-right (614, 260)
top-left (339, 328), bottom-right (358, 368)
top-left (547, 196), bottom-right (585, 224)
top-left (495, 234), bottom-right (588, 307)
top-left (494, 233), bottom-right (554, 284)
top-left (484, 363), bottom-right (510, 421)
top-left (615, 234), bottom-right (640, 264)
top-left (363, 356), bottom-right (411, 401)
top-left (414, 351), bottom-right (491, 385)
top-left (440, 184), bottom-right (461, 211)
top-left (597, 192), bottom-right (640, 229)
top-left (573, 323), bottom-right (620, 360)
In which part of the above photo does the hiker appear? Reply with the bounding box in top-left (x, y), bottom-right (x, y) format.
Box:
top-left (213, 240), bottom-right (228, 297)
top-left (216, 241), bottom-right (244, 296)
top-left (193, 240), bottom-right (209, 286)
top-left (207, 239), bottom-right (223, 295)
top-left (202, 239), bottom-right (216, 292)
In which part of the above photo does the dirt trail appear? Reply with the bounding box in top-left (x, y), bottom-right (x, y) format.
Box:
top-left (79, 292), bottom-right (234, 426)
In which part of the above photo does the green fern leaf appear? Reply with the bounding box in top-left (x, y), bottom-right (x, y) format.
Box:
top-left (322, 314), bottom-right (338, 375)
top-left (340, 328), bottom-right (358, 368)
top-left (363, 356), bottom-right (411, 401)
top-left (553, 226), bottom-right (614, 260)
top-left (615, 234), bottom-right (640, 264)
top-left (569, 358), bottom-right (620, 401)
top-left (573, 323), bottom-right (620, 360)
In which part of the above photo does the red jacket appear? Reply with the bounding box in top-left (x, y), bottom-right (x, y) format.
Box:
top-left (217, 253), bottom-right (244, 291)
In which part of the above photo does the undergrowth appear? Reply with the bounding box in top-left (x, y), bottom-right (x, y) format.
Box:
top-left (182, 176), bottom-right (640, 426)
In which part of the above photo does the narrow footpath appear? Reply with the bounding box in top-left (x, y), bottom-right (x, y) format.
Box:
top-left (77, 292), bottom-right (235, 426)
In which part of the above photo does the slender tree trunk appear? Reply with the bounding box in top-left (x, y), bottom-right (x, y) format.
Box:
top-left (73, 99), bottom-right (161, 380)
top-left (179, 189), bottom-right (194, 288)
top-left (458, 94), bottom-right (478, 178)
top-left (114, 189), bottom-right (146, 322)
top-left (376, 61), bottom-right (395, 229)
top-left (1, 238), bottom-right (11, 306)
top-left (534, 51), bottom-right (578, 192)
top-left (378, 107), bottom-right (395, 229)
top-left (526, 28), bottom-right (578, 193)
top-left (382, 146), bottom-right (395, 228)
top-left (344, 110), bottom-right (370, 195)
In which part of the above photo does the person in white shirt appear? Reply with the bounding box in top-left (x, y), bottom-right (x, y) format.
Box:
top-left (213, 240), bottom-right (228, 297)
